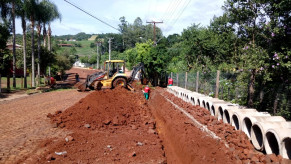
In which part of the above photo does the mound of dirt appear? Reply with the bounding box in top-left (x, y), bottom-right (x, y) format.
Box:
top-left (33, 87), bottom-right (166, 163)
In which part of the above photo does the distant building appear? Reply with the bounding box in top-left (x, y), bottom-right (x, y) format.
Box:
top-left (5, 43), bottom-right (28, 77)
top-left (69, 39), bottom-right (76, 42)
top-left (73, 60), bottom-right (90, 68)
top-left (6, 43), bottom-right (22, 51)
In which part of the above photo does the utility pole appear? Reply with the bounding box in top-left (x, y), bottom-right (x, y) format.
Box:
top-left (146, 21), bottom-right (163, 45)
top-left (108, 37), bottom-right (113, 60)
top-left (96, 42), bottom-right (101, 69)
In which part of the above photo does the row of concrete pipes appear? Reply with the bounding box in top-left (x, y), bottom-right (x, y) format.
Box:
top-left (167, 86), bottom-right (291, 160)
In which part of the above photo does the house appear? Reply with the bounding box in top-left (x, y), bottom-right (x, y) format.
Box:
top-left (73, 60), bottom-right (90, 68)
top-left (5, 43), bottom-right (28, 77)
top-left (6, 43), bottom-right (22, 50)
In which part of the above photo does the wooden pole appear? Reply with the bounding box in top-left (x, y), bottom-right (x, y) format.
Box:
top-left (176, 73), bottom-right (179, 86)
top-left (171, 72), bottom-right (173, 79)
top-left (21, 77), bottom-right (23, 88)
top-left (0, 74), bottom-right (1, 93)
top-left (196, 71), bottom-right (199, 92)
top-left (185, 72), bottom-right (188, 89)
top-left (215, 70), bottom-right (220, 98)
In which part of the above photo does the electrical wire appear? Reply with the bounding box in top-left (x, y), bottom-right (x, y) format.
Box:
top-left (63, 0), bottom-right (120, 32)
top-left (163, 0), bottom-right (183, 22)
top-left (171, 0), bottom-right (191, 28)
top-left (164, 0), bottom-right (191, 35)
top-left (161, 0), bottom-right (177, 21)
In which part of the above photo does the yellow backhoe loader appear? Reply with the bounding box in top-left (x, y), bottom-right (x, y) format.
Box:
top-left (75, 60), bottom-right (146, 91)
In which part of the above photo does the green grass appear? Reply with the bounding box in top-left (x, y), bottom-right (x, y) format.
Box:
top-left (59, 40), bottom-right (97, 57)
top-left (1, 76), bottom-right (46, 91)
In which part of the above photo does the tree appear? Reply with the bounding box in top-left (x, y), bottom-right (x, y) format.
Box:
top-left (15, 0), bottom-right (28, 88)
top-left (0, 22), bottom-right (11, 92)
top-left (25, 0), bottom-right (38, 87)
top-left (45, 0), bottom-right (61, 52)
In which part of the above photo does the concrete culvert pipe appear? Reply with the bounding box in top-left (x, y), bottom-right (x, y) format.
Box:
top-left (205, 98), bottom-right (223, 111)
top-left (223, 107), bottom-right (241, 124)
top-left (207, 99), bottom-right (226, 111)
top-left (264, 128), bottom-right (291, 159)
top-left (217, 105), bottom-right (226, 121)
top-left (251, 121), bottom-right (290, 151)
top-left (264, 122), bottom-right (291, 155)
top-left (241, 112), bottom-right (271, 138)
top-left (211, 103), bottom-right (232, 118)
top-left (231, 109), bottom-right (257, 130)
top-left (199, 97), bottom-right (213, 108)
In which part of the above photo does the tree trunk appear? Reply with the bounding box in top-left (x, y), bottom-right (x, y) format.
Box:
top-left (37, 22), bottom-right (42, 86)
top-left (47, 23), bottom-right (51, 51)
top-left (7, 74), bottom-right (10, 92)
top-left (247, 69), bottom-right (257, 108)
top-left (0, 74), bottom-right (2, 93)
top-left (43, 23), bottom-right (47, 47)
top-left (12, 2), bottom-right (16, 88)
top-left (31, 17), bottom-right (35, 87)
top-left (22, 17), bottom-right (27, 88)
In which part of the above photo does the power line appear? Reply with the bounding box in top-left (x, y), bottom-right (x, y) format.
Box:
top-left (162, 0), bottom-right (183, 22)
top-left (63, 0), bottom-right (120, 32)
top-left (171, 0), bottom-right (191, 27)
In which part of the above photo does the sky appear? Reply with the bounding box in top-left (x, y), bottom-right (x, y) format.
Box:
top-left (15, 0), bottom-right (226, 36)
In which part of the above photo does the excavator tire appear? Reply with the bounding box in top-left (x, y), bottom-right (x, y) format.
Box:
top-left (113, 78), bottom-right (127, 88)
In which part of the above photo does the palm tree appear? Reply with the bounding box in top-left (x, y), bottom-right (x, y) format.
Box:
top-left (15, 0), bottom-right (28, 88)
top-left (11, 1), bottom-right (16, 88)
top-left (26, 0), bottom-right (38, 87)
top-left (45, 1), bottom-right (61, 52)
top-left (42, 0), bottom-right (61, 77)
top-left (35, 2), bottom-right (44, 86)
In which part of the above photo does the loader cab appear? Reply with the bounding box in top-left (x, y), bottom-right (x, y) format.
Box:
top-left (104, 60), bottom-right (125, 78)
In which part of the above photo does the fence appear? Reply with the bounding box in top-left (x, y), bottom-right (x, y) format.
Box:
top-left (171, 71), bottom-right (291, 120)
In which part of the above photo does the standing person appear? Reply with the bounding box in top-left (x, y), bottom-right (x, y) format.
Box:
top-left (50, 76), bottom-right (56, 88)
top-left (75, 73), bottom-right (80, 82)
top-left (168, 78), bottom-right (173, 86)
top-left (143, 85), bottom-right (150, 100)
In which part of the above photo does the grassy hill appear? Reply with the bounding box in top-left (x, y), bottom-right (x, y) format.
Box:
top-left (58, 40), bottom-right (96, 57)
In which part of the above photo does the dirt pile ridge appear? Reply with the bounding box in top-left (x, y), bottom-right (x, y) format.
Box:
top-left (26, 87), bottom-right (166, 163)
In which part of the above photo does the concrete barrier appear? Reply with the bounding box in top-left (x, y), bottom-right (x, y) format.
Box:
top-left (264, 128), bottom-right (291, 159)
top-left (250, 120), bottom-right (288, 151)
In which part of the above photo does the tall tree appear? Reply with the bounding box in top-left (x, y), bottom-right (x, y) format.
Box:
top-left (26, 0), bottom-right (38, 87)
top-left (15, 0), bottom-right (28, 88)
top-left (45, 0), bottom-right (61, 52)
top-left (11, 0), bottom-right (16, 88)
top-left (35, 1), bottom-right (51, 86)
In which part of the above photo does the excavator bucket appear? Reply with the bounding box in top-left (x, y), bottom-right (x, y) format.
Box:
top-left (74, 82), bottom-right (87, 92)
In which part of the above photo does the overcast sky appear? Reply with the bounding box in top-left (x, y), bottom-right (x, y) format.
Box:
top-left (15, 0), bottom-right (226, 36)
